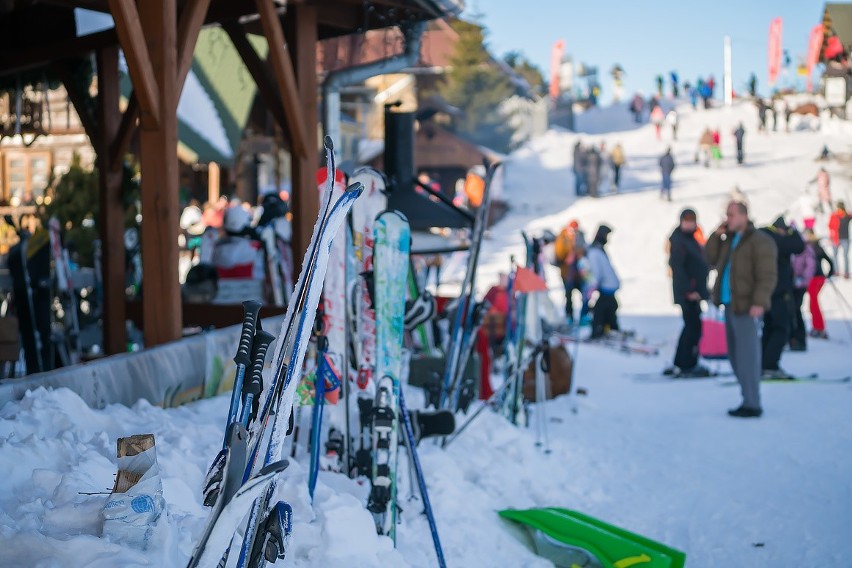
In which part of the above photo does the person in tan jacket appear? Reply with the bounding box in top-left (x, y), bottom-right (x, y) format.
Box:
top-left (705, 200), bottom-right (778, 418)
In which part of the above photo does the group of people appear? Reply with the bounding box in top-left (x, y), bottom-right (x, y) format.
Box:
top-left (667, 199), bottom-right (846, 418)
top-left (572, 141), bottom-right (626, 197)
top-left (551, 196), bottom-right (846, 420)
top-left (179, 193), bottom-right (293, 283)
top-left (553, 220), bottom-right (621, 340)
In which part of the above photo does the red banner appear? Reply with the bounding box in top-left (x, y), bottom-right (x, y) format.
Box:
top-left (768, 17), bottom-right (783, 87)
top-left (549, 40), bottom-right (565, 102)
top-left (805, 24), bottom-right (824, 92)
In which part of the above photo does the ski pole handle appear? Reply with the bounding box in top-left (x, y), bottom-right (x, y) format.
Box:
top-left (235, 300), bottom-right (263, 368)
top-left (241, 330), bottom-right (275, 426)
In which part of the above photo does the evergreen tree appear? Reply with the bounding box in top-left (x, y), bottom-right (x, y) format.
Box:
top-left (504, 51), bottom-right (546, 97)
top-left (438, 20), bottom-right (514, 152)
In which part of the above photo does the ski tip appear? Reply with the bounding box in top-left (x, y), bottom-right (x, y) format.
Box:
top-left (324, 135), bottom-right (334, 151)
top-left (346, 181), bottom-right (365, 196)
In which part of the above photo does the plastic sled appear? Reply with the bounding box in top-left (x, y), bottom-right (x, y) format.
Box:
top-left (499, 507), bottom-right (686, 568)
top-left (699, 318), bottom-right (727, 359)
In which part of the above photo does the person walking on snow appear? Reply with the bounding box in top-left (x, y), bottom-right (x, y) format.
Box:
top-left (611, 143), bottom-right (625, 192)
top-left (759, 217), bottom-right (805, 379)
top-left (659, 147), bottom-right (675, 202)
top-left (706, 201), bottom-right (777, 418)
top-left (586, 225), bottom-right (620, 340)
top-left (811, 168), bottom-right (832, 213)
top-left (584, 145), bottom-right (602, 198)
top-left (804, 229), bottom-right (834, 339)
top-left (733, 123), bottom-right (745, 165)
top-left (789, 235), bottom-right (816, 351)
top-left (711, 128), bottom-right (722, 166)
top-left (828, 201), bottom-right (850, 278)
top-left (554, 220), bottom-right (589, 326)
top-left (666, 208), bottom-right (711, 376)
top-left (650, 105), bottom-right (665, 140)
top-left (666, 109), bottom-right (679, 140)
top-left (598, 142), bottom-right (612, 194)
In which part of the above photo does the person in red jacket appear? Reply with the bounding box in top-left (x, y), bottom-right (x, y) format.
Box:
top-left (828, 201), bottom-right (850, 278)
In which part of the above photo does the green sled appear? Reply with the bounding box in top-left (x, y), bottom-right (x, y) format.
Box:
top-left (499, 508), bottom-right (686, 568)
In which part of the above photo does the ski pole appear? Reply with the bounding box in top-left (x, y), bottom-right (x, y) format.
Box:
top-left (398, 387), bottom-right (447, 568)
top-left (224, 299), bottom-right (262, 448)
top-left (240, 330), bottom-right (274, 428)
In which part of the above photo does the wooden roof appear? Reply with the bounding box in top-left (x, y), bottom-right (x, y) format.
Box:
top-left (0, 0), bottom-right (462, 77)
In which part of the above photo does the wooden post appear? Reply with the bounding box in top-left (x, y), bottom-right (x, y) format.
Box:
top-left (137, 0), bottom-right (181, 346)
top-left (95, 47), bottom-right (128, 355)
top-left (284, 4), bottom-right (319, 268)
top-left (208, 162), bottom-right (220, 203)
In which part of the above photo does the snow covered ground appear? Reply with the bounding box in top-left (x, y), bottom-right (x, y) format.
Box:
top-left (2, 100), bottom-right (852, 567)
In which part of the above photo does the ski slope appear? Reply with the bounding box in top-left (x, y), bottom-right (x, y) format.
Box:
top-left (1, 101), bottom-right (851, 567)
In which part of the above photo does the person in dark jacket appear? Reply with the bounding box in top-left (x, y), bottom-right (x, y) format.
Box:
top-left (733, 123), bottom-right (745, 164)
top-left (585, 146), bottom-right (602, 198)
top-left (759, 217), bottom-right (805, 378)
top-left (573, 141), bottom-right (587, 196)
top-left (659, 147), bottom-right (675, 201)
top-left (666, 209), bottom-right (711, 376)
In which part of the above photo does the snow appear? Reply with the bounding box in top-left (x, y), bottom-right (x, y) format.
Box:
top-left (2, 100), bottom-right (852, 567)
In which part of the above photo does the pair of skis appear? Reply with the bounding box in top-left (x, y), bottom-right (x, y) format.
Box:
top-left (187, 137), bottom-right (363, 568)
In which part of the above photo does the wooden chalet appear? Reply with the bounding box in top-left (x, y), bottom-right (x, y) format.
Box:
top-left (0, 0), bottom-right (461, 356)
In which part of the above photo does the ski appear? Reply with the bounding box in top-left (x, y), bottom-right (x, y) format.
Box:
top-left (630, 371), bottom-right (730, 381)
top-left (186, 137), bottom-right (361, 568)
top-left (719, 373), bottom-right (851, 386)
top-left (367, 210), bottom-right (410, 542)
top-left (555, 333), bottom-right (660, 357)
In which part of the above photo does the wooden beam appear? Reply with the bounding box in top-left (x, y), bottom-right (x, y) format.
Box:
top-left (54, 61), bottom-right (101, 149)
top-left (138, 0), bottom-right (182, 347)
top-left (284, 4), bottom-right (319, 269)
top-left (222, 22), bottom-right (288, 135)
top-left (176, 0), bottom-right (211, 99)
top-left (0, 28), bottom-right (118, 76)
top-left (254, 0), bottom-right (309, 158)
top-left (108, 0), bottom-right (161, 129)
top-left (110, 93), bottom-right (139, 171)
top-left (95, 46), bottom-right (128, 355)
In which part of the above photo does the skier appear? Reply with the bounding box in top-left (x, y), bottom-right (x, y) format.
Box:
top-left (828, 201), bottom-right (850, 278)
top-left (759, 217), bottom-right (805, 379)
top-left (789, 236), bottom-right (816, 351)
top-left (670, 71), bottom-right (679, 98)
top-left (586, 225), bottom-right (620, 340)
top-left (659, 147), bottom-right (675, 202)
top-left (666, 208), bottom-right (710, 376)
top-left (804, 228), bottom-right (834, 339)
top-left (757, 99), bottom-right (768, 133)
top-left (733, 123), bottom-right (745, 165)
top-left (554, 220), bottom-right (588, 326)
top-left (748, 73), bottom-right (757, 98)
top-left (666, 109), bottom-right (679, 140)
top-left (705, 200), bottom-right (777, 418)
top-left (611, 143), bottom-right (625, 192)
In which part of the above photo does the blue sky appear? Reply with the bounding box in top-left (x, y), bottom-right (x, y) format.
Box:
top-left (465, 0), bottom-right (827, 101)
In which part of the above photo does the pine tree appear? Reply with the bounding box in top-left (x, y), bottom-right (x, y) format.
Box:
top-left (504, 51), bottom-right (546, 97)
top-left (438, 20), bottom-right (514, 152)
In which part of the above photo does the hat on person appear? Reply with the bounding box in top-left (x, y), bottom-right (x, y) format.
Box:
top-left (223, 206), bottom-right (252, 235)
top-left (680, 208), bottom-right (697, 221)
top-left (594, 224), bottom-right (612, 243)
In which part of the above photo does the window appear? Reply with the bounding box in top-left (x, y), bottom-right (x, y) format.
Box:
top-left (2, 150), bottom-right (51, 204)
